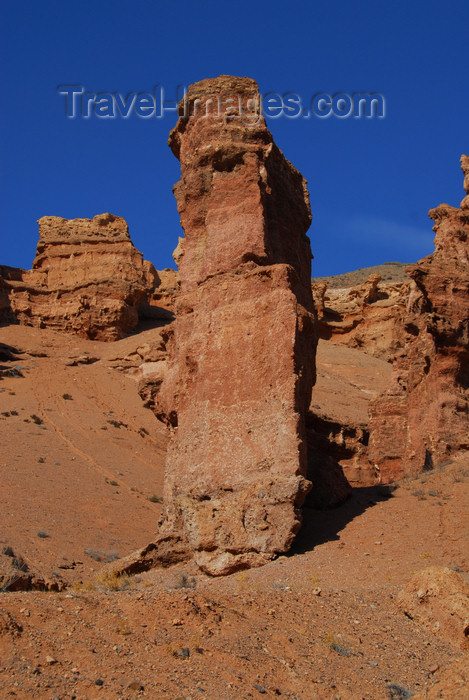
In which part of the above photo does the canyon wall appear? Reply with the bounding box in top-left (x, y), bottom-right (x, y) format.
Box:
top-left (152, 75), bottom-right (317, 575)
top-left (368, 156), bottom-right (469, 481)
top-left (312, 274), bottom-right (410, 362)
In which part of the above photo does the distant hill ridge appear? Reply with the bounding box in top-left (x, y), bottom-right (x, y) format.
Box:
top-left (311, 262), bottom-right (411, 288)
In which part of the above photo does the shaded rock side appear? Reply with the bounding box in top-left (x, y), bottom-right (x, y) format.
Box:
top-left (368, 156), bottom-right (469, 481)
top-left (0, 266), bottom-right (23, 324)
top-left (4, 213), bottom-right (156, 341)
top-left (139, 267), bottom-right (179, 323)
top-left (153, 75), bottom-right (317, 575)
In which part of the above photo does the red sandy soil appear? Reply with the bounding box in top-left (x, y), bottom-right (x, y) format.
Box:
top-left (1, 324), bottom-right (468, 699)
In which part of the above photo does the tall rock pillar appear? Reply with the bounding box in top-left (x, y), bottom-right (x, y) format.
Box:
top-left (155, 76), bottom-right (317, 575)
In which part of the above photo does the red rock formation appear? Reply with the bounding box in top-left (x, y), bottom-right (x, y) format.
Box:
top-left (0, 266), bottom-right (23, 324)
top-left (368, 156), bottom-right (469, 481)
top-left (152, 76), bottom-right (317, 575)
top-left (139, 268), bottom-right (179, 323)
top-left (0, 273), bottom-right (11, 322)
top-left (312, 274), bottom-right (410, 362)
top-left (5, 214), bottom-right (155, 341)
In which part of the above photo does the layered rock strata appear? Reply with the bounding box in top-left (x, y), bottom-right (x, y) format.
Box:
top-left (312, 274), bottom-right (410, 362)
top-left (153, 75), bottom-right (317, 575)
top-left (368, 156), bottom-right (469, 481)
top-left (4, 214), bottom-right (155, 341)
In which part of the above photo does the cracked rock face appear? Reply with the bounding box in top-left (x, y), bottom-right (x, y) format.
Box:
top-left (368, 156), bottom-right (469, 481)
top-left (154, 75), bottom-right (317, 575)
top-left (5, 214), bottom-right (155, 341)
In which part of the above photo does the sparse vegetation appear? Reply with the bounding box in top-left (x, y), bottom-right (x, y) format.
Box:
top-left (107, 419), bottom-right (126, 429)
top-left (173, 574), bottom-right (196, 590)
top-left (95, 571), bottom-right (132, 591)
top-left (84, 548), bottom-right (119, 563)
top-left (322, 632), bottom-right (352, 657)
top-left (386, 683), bottom-right (412, 699)
top-left (72, 579), bottom-right (96, 593)
top-left (148, 495), bottom-right (163, 503)
top-left (12, 554), bottom-right (28, 572)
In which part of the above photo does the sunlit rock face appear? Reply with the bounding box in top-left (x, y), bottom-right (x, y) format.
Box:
top-left (368, 155), bottom-right (469, 481)
top-left (153, 75), bottom-right (317, 575)
top-left (5, 213), bottom-right (155, 341)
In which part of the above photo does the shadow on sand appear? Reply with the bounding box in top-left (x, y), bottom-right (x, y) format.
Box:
top-left (290, 484), bottom-right (397, 556)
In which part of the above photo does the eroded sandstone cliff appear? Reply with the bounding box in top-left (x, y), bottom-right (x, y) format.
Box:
top-left (312, 274), bottom-right (410, 362)
top-left (4, 213), bottom-right (155, 341)
top-left (151, 75), bottom-right (317, 575)
top-left (368, 156), bottom-right (469, 481)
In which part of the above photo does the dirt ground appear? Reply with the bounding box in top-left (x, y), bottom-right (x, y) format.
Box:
top-left (0, 324), bottom-right (468, 699)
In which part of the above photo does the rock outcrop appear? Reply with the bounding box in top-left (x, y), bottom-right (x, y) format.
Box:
top-left (306, 340), bottom-right (393, 489)
top-left (151, 75), bottom-right (317, 575)
top-left (0, 272), bottom-right (11, 322)
top-left (312, 274), bottom-right (410, 362)
top-left (0, 266), bottom-right (23, 323)
top-left (4, 214), bottom-right (155, 341)
top-left (139, 267), bottom-right (179, 323)
top-left (368, 156), bottom-right (469, 481)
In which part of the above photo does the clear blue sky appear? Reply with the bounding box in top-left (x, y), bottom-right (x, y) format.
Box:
top-left (1, 0), bottom-right (467, 276)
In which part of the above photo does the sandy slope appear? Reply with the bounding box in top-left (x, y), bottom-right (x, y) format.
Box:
top-left (0, 325), bottom-right (167, 584)
top-left (0, 324), bottom-right (468, 699)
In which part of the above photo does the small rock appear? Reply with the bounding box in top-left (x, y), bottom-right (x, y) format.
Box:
top-left (253, 685), bottom-right (266, 694)
top-left (128, 681), bottom-right (144, 691)
top-left (95, 678), bottom-right (104, 686)
top-left (45, 656), bottom-right (57, 665)
top-left (312, 587), bottom-right (321, 596)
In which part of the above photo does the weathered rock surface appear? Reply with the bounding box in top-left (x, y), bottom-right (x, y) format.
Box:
top-left (0, 266), bottom-right (23, 323)
top-left (307, 341), bottom-right (392, 490)
top-left (4, 213), bottom-right (155, 341)
top-left (368, 156), bottom-right (469, 481)
top-left (0, 547), bottom-right (64, 593)
top-left (0, 273), bottom-right (11, 322)
top-left (312, 274), bottom-right (410, 362)
top-left (139, 267), bottom-right (179, 323)
top-left (151, 75), bottom-right (317, 575)
top-left (398, 567), bottom-right (469, 650)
